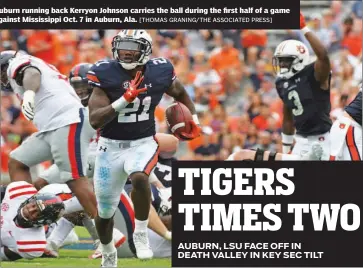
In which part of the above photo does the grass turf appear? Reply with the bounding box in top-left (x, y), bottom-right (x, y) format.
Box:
top-left (2, 227), bottom-right (171, 267)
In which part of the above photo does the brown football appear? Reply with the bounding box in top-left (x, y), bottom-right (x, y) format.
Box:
top-left (165, 102), bottom-right (193, 137)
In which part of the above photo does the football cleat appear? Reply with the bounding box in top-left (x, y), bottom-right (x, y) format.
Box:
top-left (133, 231), bottom-right (153, 260)
top-left (101, 250), bottom-right (117, 267)
top-left (89, 228), bottom-right (126, 259)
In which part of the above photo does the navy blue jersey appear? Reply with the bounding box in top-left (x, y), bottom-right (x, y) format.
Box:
top-left (276, 62), bottom-right (332, 136)
top-left (345, 89), bottom-right (362, 126)
top-left (88, 58), bottom-right (176, 140)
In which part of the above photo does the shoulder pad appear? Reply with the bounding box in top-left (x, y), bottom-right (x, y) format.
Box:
top-left (87, 60), bottom-right (116, 88)
top-left (147, 57), bottom-right (176, 86)
top-left (8, 55), bottom-right (32, 80)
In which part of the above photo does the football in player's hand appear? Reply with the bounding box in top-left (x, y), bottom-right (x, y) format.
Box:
top-left (165, 102), bottom-right (193, 139)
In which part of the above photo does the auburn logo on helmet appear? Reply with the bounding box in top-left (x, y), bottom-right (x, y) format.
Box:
top-left (296, 45), bottom-right (306, 54)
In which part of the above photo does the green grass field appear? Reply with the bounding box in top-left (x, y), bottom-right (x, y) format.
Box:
top-left (2, 227), bottom-right (171, 268)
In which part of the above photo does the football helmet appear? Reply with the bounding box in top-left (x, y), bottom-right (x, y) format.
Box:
top-left (0, 50), bottom-right (17, 92)
top-left (111, 30), bottom-right (152, 70)
top-left (69, 63), bottom-right (93, 106)
top-left (272, 40), bottom-right (310, 79)
top-left (15, 193), bottom-right (65, 228)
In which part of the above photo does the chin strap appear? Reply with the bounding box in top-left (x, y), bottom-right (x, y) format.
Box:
top-left (13, 208), bottom-right (34, 228)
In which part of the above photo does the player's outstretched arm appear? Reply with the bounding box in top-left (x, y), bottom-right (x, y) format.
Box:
top-left (88, 87), bottom-right (118, 129)
top-left (14, 67), bottom-right (41, 121)
top-left (300, 12), bottom-right (331, 88)
top-left (166, 78), bottom-right (202, 140)
top-left (166, 78), bottom-right (197, 116)
top-left (0, 246), bottom-right (22, 261)
top-left (22, 67), bottom-right (41, 93)
top-left (282, 104), bottom-right (295, 153)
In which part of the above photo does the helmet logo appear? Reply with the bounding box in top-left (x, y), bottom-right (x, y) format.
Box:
top-left (297, 45), bottom-right (306, 54)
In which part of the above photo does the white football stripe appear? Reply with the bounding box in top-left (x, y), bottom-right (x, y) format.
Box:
top-left (166, 103), bottom-right (178, 109)
top-left (171, 122), bottom-right (185, 133)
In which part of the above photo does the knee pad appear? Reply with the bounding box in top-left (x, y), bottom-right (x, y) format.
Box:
top-left (97, 201), bottom-right (118, 219)
top-left (96, 191), bottom-right (119, 219)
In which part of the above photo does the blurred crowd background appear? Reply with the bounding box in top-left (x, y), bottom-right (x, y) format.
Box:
top-left (1, 1), bottom-right (362, 178)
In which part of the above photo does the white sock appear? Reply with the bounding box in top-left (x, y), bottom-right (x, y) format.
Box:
top-left (48, 218), bottom-right (75, 248)
top-left (134, 219), bottom-right (148, 233)
top-left (102, 240), bottom-right (116, 253)
top-left (281, 154), bottom-right (301, 161)
top-left (82, 216), bottom-right (99, 241)
top-left (64, 196), bottom-right (84, 214)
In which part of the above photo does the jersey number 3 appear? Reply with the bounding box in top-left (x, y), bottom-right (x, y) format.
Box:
top-left (118, 96), bottom-right (151, 123)
top-left (288, 90), bottom-right (304, 116)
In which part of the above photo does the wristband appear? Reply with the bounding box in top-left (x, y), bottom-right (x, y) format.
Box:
top-left (301, 26), bottom-right (311, 35)
top-left (111, 96), bottom-right (128, 112)
top-left (282, 133), bottom-right (294, 145)
top-left (192, 114), bottom-right (199, 125)
top-left (164, 231), bottom-right (172, 241)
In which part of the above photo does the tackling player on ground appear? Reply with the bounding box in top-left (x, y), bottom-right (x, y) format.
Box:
top-left (0, 181), bottom-right (64, 261)
top-left (273, 12), bottom-right (332, 160)
top-left (88, 30), bottom-right (200, 266)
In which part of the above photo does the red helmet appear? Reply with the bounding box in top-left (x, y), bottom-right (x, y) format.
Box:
top-left (69, 63), bottom-right (93, 106)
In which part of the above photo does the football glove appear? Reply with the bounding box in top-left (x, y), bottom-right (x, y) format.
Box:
top-left (123, 71), bottom-right (147, 103)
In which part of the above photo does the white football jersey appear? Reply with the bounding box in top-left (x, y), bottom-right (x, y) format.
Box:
top-left (7, 55), bottom-right (84, 132)
top-left (1, 181), bottom-right (47, 258)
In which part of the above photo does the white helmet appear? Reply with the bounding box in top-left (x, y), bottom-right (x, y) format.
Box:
top-left (272, 39), bottom-right (310, 79)
top-left (112, 30), bottom-right (152, 70)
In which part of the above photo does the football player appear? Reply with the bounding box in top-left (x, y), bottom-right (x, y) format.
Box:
top-left (329, 86), bottom-right (362, 160)
top-left (32, 62), bottom-right (179, 259)
top-left (87, 30), bottom-right (200, 265)
top-left (273, 12), bottom-right (332, 160)
top-left (33, 63), bottom-right (98, 191)
top-left (0, 181), bottom-right (64, 261)
top-left (0, 51), bottom-right (97, 219)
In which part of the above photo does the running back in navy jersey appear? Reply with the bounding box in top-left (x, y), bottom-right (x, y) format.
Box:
top-left (88, 58), bottom-right (176, 140)
top-left (345, 89), bottom-right (362, 126)
top-left (276, 62), bottom-right (332, 136)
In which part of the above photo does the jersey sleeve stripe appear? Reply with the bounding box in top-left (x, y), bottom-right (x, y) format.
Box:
top-left (10, 190), bottom-right (37, 199)
top-left (11, 60), bottom-right (31, 79)
top-left (17, 241), bottom-right (47, 245)
top-left (18, 248), bottom-right (45, 252)
top-left (86, 74), bottom-right (100, 83)
top-left (8, 184), bottom-right (36, 192)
